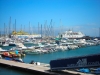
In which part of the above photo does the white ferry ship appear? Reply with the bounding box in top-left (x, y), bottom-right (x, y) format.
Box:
top-left (60, 30), bottom-right (85, 39)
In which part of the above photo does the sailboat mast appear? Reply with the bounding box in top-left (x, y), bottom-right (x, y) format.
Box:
top-left (24, 25), bottom-right (25, 32)
top-left (38, 22), bottom-right (39, 34)
top-left (44, 21), bottom-right (46, 38)
top-left (41, 24), bottom-right (42, 39)
top-left (52, 23), bottom-right (55, 38)
top-left (45, 20), bottom-right (47, 38)
top-left (29, 22), bottom-right (30, 35)
top-left (50, 19), bottom-right (52, 37)
top-left (9, 17), bottom-right (11, 35)
top-left (0, 28), bottom-right (1, 37)
top-left (15, 19), bottom-right (16, 36)
top-left (4, 23), bottom-right (6, 37)
top-left (99, 27), bottom-right (100, 37)
top-left (21, 24), bottom-right (22, 31)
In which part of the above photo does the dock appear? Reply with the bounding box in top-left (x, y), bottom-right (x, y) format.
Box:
top-left (0, 59), bottom-right (95, 75)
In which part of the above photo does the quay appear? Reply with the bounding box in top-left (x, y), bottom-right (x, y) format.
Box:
top-left (0, 59), bottom-right (95, 75)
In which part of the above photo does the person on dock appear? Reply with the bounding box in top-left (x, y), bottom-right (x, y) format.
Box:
top-left (17, 57), bottom-right (23, 63)
top-left (36, 62), bottom-right (40, 65)
top-left (30, 60), bottom-right (34, 64)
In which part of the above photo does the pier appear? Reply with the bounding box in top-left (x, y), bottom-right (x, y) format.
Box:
top-left (0, 59), bottom-right (95, 75)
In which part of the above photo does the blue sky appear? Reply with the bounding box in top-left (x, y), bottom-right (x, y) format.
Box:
top-left (0, 0), bottom-right (100, 36)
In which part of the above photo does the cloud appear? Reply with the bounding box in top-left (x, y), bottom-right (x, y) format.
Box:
top-left (86, 23), bottom-right (97, 26)
top-left (92, 28), bottom-right (99, 30)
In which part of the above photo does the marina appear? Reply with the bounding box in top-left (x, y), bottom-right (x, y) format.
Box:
top-left (0, 2), bottom-right (100, 75)
top-left (0, 29), bottom-right (100, 75)
top-left (0, 0), bottom-right (100, 75)
top-left (0, 39), bottom-right (100, 75)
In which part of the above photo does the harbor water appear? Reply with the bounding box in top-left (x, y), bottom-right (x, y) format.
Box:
top-left (0, 45), bottom-right (100, 75)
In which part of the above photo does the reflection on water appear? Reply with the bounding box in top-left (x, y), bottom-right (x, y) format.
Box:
top-left (0, 66), bottom-right (34, 75)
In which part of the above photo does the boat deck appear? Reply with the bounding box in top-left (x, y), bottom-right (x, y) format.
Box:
top-left (0, 59), bottom-right (95, 75)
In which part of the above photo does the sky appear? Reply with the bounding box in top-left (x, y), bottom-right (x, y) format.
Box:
top-left (0, 0), bottom-right (100, 37)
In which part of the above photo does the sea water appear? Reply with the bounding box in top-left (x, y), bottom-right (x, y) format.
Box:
top-left (0, 45), bottom-right (100, 75)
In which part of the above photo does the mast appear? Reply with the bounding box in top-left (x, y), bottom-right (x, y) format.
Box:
top-left (4, 23), bottom-right (5, 37)
top-left (5, 26), bottom-right (8, 37)
top-left (47, 21), bottom-right (50, 38)
top-left (45, 20), bottom-right (47, 38)
top-left (1, 28), bottom-right (2, 37)
top-left (32, 26), bottom-right (34, 34)
top-left (50, 19), bottom-right (53, 37)
top-left (52, 23), bottom-right (55, 38)
top-left (60, 19), bottom-right (61, 35)
top-left (0, 28), bottom-right (1, 37)
top-left (29, 22), bottom-right (30, 35)
top-left (9, 17), bottom-right (11, 35)
top-left (59, 19), bottom-right (63, 38)
top-left (24, 25), bottom-right (25, 32)
top-left (38, 22), bottom-right (39, 34)
top-left (44, 21), bottom-right (46, 37)
top-left (99, 27), bottom-right (100, 37)
top-left (21, 24), bottom-right (22, 31)
top-left (15, 19), bottom-right (16, 37)
top-left (59, 19), bottom-right (62, 37)
top-left (41, 24), bottom-right (42, 39)
top-left (15, 19), bottom-right (16, 32)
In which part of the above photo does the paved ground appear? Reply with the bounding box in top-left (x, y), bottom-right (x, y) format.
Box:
top-left (0, 59), bottom-right (95, 75)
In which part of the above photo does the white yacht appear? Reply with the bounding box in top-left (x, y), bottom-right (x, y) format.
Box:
top-left (60, 30), bottom-right (85, 39)
top-left (0, 47), bottom-right (7, 52)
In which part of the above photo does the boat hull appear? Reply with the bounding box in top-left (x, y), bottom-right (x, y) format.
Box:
top-left (50, 53), bottom-right (100, 71)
